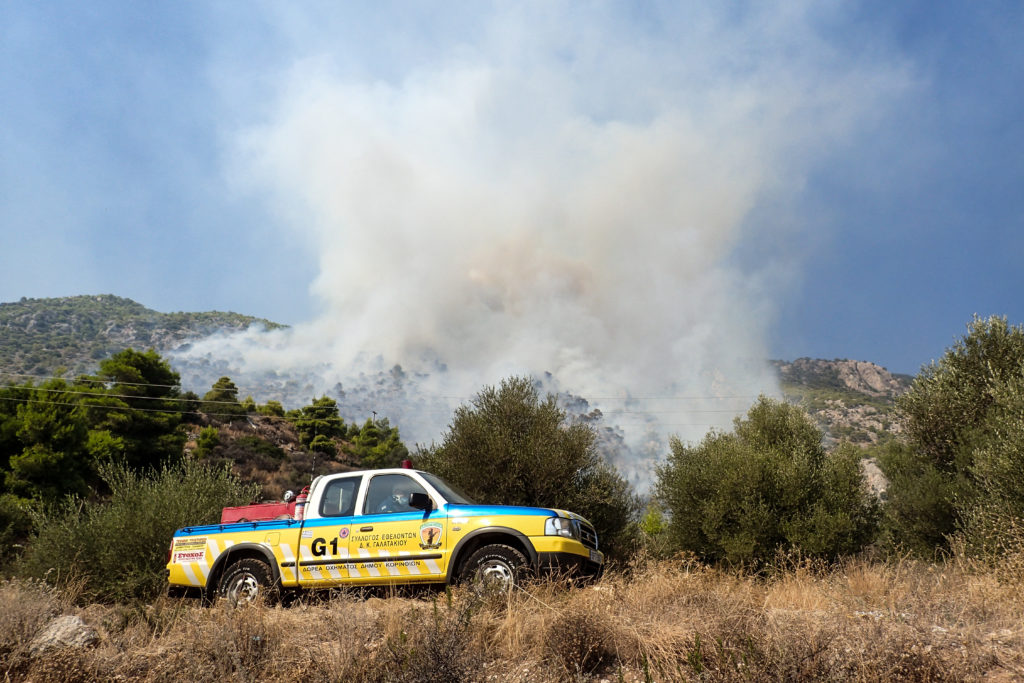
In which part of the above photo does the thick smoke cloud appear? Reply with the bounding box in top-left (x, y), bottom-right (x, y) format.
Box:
top-left (172, 4), bottom-right (910, 486)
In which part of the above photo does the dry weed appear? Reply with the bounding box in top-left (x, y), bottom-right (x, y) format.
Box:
top-left (2, 555), bottom-right (1023, 682)
top-left (546, 608), bottom-right (619, 677)
top-left (0, 578), bottom-right (66, 678)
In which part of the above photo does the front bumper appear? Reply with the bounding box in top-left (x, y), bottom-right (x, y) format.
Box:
top-left (537, 551), bottom-right (604, 581)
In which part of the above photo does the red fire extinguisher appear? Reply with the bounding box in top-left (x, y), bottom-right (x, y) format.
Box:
top-left (294, 486), bottom-right (309, 520)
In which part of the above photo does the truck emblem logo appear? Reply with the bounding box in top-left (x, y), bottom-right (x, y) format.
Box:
top-left (419, 522), bottom-right (443, 549)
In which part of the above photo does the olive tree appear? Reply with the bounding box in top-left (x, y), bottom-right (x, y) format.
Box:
top-left (883, 315), bottom-right (1024, 555)
top-left (417, 376), bottom-right (639, 558)
top-left (656, 397), bottom-right (877, 569)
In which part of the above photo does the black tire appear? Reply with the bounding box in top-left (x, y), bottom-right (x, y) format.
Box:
top-left (218, 558), bottom-right (278, 606)
top-left (460, 544), bottom-right (529, 592)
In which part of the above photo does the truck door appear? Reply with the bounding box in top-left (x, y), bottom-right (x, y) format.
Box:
top-left (346, 473), bottom-right (448, 583)
top-left (296, 475), bottom-right (361, 586)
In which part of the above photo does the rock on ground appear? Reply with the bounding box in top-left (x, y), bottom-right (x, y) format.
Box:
top-left (29, 615), bottom-right (98, 657)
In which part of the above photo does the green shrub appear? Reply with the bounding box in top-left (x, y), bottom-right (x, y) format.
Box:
top-left (194, 426), bottom-right (220, 458)
top-left (636, 501), bottom-right (674, 559)
top-left (201, 377), bottom-right (247, 419)
top-left (417, 376), bottom-right (639, 560)
top-left (291, 396), bottom-right (345, 450)
top-left (17, 460), bottom-right (258, 603)
top-left (233, 435), bottom-right (286, 462)
top-left (208, 435), bottom-right (288, 475)
top-left (0, 494), bottom-right (34, 567)
top-left (308, 433), bottom-right (339, 459)
top-left (876, 440), bottom-right (957, 555)
top-left (884, 316), bottom-right (1024, 555)
top-left (656, 397), bottom-right (878, 569)
top-left (955, 382), bottom-right (1024, 558)
top-left (350, 417), bottom-right (408, 468)
top-left (257, 400), bottom-right (285, 417)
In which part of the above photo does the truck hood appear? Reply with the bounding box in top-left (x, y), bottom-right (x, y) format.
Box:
top-left (443, 503), bottom-right (592, 525)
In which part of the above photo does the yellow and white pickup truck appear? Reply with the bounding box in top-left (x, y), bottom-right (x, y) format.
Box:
top-left (167, 467), bottom-right (603, 603)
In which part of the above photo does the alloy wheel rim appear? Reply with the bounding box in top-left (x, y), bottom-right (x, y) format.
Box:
top-left (227, 573), bottom-right (260, 604)
top-left (478, 560), bottom-right (514, 588)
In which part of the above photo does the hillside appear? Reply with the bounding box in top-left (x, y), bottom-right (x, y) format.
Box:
top-left (0, 295), bottom-right (915, 447)
top-left (0, 295), bottom-right (284, 378)
top-left (774, 358), bottom-right (913, 447)
top-left (181, 416), bottom-right (365, 501)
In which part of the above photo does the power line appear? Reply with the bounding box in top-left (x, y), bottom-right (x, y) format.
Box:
top-left (2, 372), bottom-right (770, 405)
top-left (0, 392), bottom-right (746, 431)
top-left (0, 394), bottom-right (273, 420)
top-left (555, 395), bottom-right (768, 401)
top-left (0, 370), bottom-right (184, 390)
top-left (0, 368), bottom-right (775, 437)
top-left (0, 395), bottom-right (733, 431)
top-left (2, 384), bottom-right (756, 415)
top-left (13, 385), bottom-right (255, 408)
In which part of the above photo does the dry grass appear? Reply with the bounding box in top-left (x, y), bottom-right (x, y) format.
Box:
top-left (2, 555), bottom-right (1023, 682)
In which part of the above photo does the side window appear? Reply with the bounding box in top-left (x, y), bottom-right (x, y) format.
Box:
top-left (319, 477), bottom-right (360, 517)
top-left (364, 474), bottom-right (428, 515)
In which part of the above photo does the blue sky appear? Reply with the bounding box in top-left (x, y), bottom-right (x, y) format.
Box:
top-left (2, 1), bottom-right (1022, 378)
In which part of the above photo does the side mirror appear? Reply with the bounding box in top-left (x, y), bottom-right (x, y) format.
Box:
top-left (409, 492), bottom-right (433, 510)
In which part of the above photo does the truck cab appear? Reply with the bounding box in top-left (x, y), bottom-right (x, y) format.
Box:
top-left (167, 468), bottom-right (604, 603)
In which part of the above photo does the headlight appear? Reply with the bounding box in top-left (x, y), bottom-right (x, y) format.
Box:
top-left (545, 517), bottom-right (577, 539)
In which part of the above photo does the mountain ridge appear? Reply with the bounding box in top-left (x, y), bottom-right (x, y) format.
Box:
top-left (0, 295), bottom-right (909, 445)
top-left (0, 294), bottom-right (283, 378)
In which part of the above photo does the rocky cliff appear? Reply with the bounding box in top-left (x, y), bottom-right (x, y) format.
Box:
top-left (773, 358), bottom-right (913, 447)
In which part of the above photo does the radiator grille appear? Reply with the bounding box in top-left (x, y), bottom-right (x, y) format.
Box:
top-left (576, 521), bottom-right (598, 550)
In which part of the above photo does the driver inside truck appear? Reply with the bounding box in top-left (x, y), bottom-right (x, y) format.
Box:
top-left (378, 482), bottom-right (413, 513)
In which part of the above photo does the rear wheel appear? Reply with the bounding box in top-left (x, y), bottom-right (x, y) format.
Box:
top-left (218, 558), bottom-right (278, 606)
top-left (460, 544), bottom-right (529, 592)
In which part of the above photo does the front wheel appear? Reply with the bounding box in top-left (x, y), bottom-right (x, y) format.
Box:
top-left (460, 544), bottom-right (529, 593)
top-left (218, 558), bottom-right (278, 606)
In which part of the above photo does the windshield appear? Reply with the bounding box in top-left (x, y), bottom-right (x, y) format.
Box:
top-left (421, 472), bottom-right (476, 505)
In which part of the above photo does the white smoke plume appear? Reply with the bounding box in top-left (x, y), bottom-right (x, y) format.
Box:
top-left (173, 4), bottom-right (911, 487)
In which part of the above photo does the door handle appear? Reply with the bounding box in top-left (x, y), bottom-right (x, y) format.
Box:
top-left (360, 526), bottom-right (374, 532)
